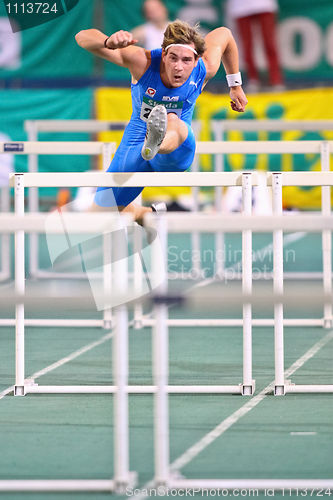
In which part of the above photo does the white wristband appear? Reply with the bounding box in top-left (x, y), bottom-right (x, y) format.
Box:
top-left (226, 72), bottom-right (242, 87)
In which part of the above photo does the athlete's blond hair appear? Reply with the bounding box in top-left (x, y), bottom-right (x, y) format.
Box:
top-left (162, 19), bottom-right (206, 58)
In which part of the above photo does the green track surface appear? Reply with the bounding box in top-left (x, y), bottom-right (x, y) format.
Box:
top-left (0, 232), bottom-right (332, 499)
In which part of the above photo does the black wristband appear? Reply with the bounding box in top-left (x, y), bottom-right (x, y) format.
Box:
top-left (104, 36), bottom-right (110, 49)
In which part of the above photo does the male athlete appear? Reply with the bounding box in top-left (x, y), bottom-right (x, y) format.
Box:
top-left (75, 20), bottom-right (248, 221)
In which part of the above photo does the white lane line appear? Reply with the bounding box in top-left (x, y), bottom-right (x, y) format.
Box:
top-left (171, 329), bottom-right (333, 472)
top-left (0, 385), bottom-right (15, 400)
top-left (290, 432), bottom-right (317, 436)
top-left (130, 329), bottom-right (333, 499)
top-left (0, 330), bottom-right (115, 401)
top-left (29, 331), bottom-right (114, 381)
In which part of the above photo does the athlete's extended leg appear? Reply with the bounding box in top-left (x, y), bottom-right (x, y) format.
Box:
top-left (93, 136), bottom-right (167, 224)
top-left (122, 202), bottom-right (152, 225)
top-left (159, 112), bottom-right (189, 154)
top-left (142, 106), bottom-right (188, 160)
top-left (121, 200), bottom-right (166, 225)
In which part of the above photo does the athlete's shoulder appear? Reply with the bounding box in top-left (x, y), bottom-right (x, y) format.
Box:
top-left (197, 57), bottom-right (207, 74)
top-left (149, 48), bottom-right (162, 67)
top-left (192, 57), bottom-right (207, 85)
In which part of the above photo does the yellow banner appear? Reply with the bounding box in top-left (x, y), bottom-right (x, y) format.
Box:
top-left (95, 87), bottom-right (333, 209)
top-left (95, 87), bottom-right (191, 202)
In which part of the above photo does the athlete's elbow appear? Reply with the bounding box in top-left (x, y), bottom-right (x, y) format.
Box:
top-left (75, 29), bottom-right (98, 49)
top-left (75, 30), bottom-right (85, 47)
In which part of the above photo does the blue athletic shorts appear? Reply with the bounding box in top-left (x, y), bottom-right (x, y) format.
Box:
top-left (95, 122), bottom-right (195, 208)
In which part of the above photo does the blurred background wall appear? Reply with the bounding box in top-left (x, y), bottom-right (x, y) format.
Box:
top-left (0, 0), bottom-right (332, 208)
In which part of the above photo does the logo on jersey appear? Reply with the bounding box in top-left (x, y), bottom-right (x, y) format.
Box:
top-left (189, 81), bottom-right (198, 88)
top-left (146, 87), bottom-right (156, 97)
top-left (162, 96), bottom-right (180, 102)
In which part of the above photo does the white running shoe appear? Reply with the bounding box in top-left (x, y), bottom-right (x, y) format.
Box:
top-left (141, 105), bottom-right (167, 161)
top-left (151, 202), bottom-right (167, 213)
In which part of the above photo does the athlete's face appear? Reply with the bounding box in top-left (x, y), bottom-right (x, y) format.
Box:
top-left (162, 45), bottom-right (198, 87)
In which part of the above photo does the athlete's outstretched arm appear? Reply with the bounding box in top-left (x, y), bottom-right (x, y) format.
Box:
top-left (202, 27), bottom-right (247, 112)
top-left (75, 29), bottom-right (149, 81)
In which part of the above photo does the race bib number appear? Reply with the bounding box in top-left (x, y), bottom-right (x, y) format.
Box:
top-left (140, 96), bottom-right (183, 122)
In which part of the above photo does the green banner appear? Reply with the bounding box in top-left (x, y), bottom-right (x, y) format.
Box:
top-left (0, 88), bottom-right (93, 194)
top-left (278, 0), bottom-right (333, 81)
top-left (0, 0), bottom-right (332, 81)
top-left (0, 0), bottom-right (94, 77)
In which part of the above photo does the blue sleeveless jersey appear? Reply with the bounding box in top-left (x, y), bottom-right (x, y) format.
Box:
top-left (122, 48), bottom-right (207, 144)
top-left (95, 49), bottom-right (206, 208)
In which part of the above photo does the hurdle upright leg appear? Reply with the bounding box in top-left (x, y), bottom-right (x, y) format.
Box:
top-left (14, 174), bottom-right (26, 396)
top-left (133, 224), bottom-right (144, 329)
top-left (211, 120), bottom-right (226, 279)
top-left (191, 154), bottom-right (203, 279)
top-left (242, 173), bottom-right (254, 396)
top-left (242, 173), bottom-right (254, 395)
top-left (26, 122), bottom-right (39, 278)
top-left (272, 173), bottom-right (285, 396)
top-left (112, 223), bottom-right (135, 489)
top-left (320, 141), bottom-right (333, 328)
top-left (152, 215), bottom-right (170, 486)
top-left (103, 232), bottom-right (113, 329)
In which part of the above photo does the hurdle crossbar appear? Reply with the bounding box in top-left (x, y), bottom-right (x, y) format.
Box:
top-left (1, 141), bottom-right (116, 155)
top-left (195, 140), bottom-right (333, 154)
top-left (8, 169), bottom-right (333, 189)
top-left (25, 119), bottom-right (128, 133)
top-left (166, 479), bottom-right (333, 491)
top-left (3, 212), bottom-right (333, 233)
top-left (212, 119), bottom-right (333, 132)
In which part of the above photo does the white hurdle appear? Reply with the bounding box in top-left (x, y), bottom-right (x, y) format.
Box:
top-left (5, 169), bottom-right (259, 397)
top-left (2, 167), bottom-right (333, 493)
top-left (24, 120), bottom-right (126, 279)
top-left (242, 173), bottom-right (254, 395)
top-left (24, 119), bottom-right (201, 281)
top-left (24, 119), bottom-right (333, 284)
top-left (145, 209), bottom-right (333, 490)
top-left (206, 123), bottom-right (333, 281)
top-left (2, 139), bottom-right (116, 280)
top-left (2, 195), bottom-right (136, 492)
top-left (4, 166), bottom-right (333, 397)
top-left (272, 173), bottom-right (285, 396)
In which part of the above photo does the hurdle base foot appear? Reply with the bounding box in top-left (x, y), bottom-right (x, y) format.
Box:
top-left (274, 385), bottom-right (285, 396)
top-left (323, 318), bottom-right (333, 329)
top-left (15, 379), bottom-right (38, 396)
top-left (215, 270), bottom-right (226, 281)
top-left (103, 320), bottom-right (113, 330)
top-left (114, 472), bottom-right (137, 494)
top-left (134, 319), bottom-right (143, 330)
top-left (14, 385), bottom-right (26, 396)
top-left (241, 381), bottom-right (255, 396)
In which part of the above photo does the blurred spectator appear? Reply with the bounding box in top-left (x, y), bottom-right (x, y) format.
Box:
top-left (0, 133), bottom-right (13, 191)
top-left (226, 0), bottom-right (284, 93)
top-left (0, 133), bottom-right (13, 243)
top-left (131, 0), bottom-right (169, 50)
